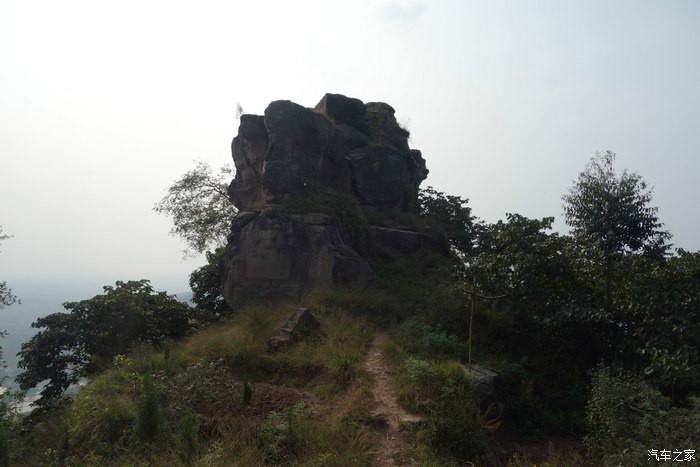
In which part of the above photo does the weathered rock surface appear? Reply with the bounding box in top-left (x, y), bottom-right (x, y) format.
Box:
top-left (262, 100), bottom-right (352, 205)
top-left (222, 209), bottom-right (371, 308)
top-left (466, 366), bottom-right (505, 417)
top-left (223, 93), bottom-right (438, 309)
top-left (228, 115), bottom-right (268, 210)
top-left (228, 93), bottom-right (427, 213)
top-left (267, 308), bottom-right (321, 352)
top-left (371, 226), bottom-right (449, 255)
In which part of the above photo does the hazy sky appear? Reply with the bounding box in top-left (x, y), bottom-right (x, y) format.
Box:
top-left (1, 0), bottom-right (699, 299)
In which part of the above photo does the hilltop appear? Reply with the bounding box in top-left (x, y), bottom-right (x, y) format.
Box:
top-left (4, 95), bottom-right (699, 466)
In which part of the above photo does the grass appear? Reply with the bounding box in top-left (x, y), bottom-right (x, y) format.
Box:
top-left (6, 282), bottom-right (598, 466)
top-left (8, 298), bottom-right (376, 466)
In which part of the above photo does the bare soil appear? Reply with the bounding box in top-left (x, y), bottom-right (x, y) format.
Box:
top-left (364, 333), bottom-right (423, 466)
top-left (239, 382), bottom-right (317, 420)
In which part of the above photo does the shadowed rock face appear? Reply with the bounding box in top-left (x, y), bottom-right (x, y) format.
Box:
top-left (222, 209), bottom-right (371, 308)
top-left (222, 93), bottom-right (432, 309)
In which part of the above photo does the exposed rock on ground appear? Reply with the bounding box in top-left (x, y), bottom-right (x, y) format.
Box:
top-left (267, 308), bottom-right (321, 352)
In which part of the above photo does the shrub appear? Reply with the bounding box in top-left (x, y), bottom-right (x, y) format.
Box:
top-left (257, 404), bottom-right (311, 465)
top-left (422, 383), bottom-right (490, 462)
top-left (242, 380), bottom-right (253, 406)
top-left (398, 357), bottom-right (466, 414)
top-left (585, 365), bottom-right (700, 465)
top-left (398, 318), bottom-right (467, 360)
top-left (0, 423), bottom-right (8, 467)
top-left (136, 374), bottom-right (162, 442)
top-left (176, 410), bottom-right (199, 464)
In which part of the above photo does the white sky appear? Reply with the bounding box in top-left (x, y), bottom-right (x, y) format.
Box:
top-left (1, 0), bottom-right (699, 298)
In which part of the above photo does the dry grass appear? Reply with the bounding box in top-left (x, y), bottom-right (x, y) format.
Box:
top-left (11, 298), bottom-right (379, 466)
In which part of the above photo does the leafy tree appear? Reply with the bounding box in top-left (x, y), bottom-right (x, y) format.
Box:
top-left (188, 247), bottom-right (231, 320)
top-left (0, 227), bottom-right (18, 310)
top-left (562, 151), bottom-right (671, 314)
top-left (468, 214), bottom-right (595, 362)
top-left (419, 186), bottom-right (481, 259)
top-left (154, 161), bottom-right (237, 257)
top-left (16, 280), bottom-right (192, 407)
top-left (616, 251), bottom-right (700, 392)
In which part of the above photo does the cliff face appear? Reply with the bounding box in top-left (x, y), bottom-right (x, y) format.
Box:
top-left (222, 93), bottom-right (431, 308)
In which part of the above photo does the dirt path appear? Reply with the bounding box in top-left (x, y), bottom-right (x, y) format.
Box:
top-left (364, 333), bottom-right (423, 466)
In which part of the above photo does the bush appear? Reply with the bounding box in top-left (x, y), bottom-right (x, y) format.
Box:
top-left (398, 318), bottom-right (467, 360)
top-left (257, 404), bottom-right (312, 465)
top-left (136, 374), bottom-right (162, 442)
top-left (585, 365), bottom-right (700, 465)
top-left (422, 383), bottom-right (490, 462)
top-left (395, 356), bottom-right (493, 463)
top-left (176, 410), bottom-right (199, 464)
top-left (0, 423), bottom-right (8, 467)
top-left (397, 357), bottom-right (466, 414)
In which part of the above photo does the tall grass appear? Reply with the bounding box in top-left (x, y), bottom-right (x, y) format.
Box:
top-left (12, 298), bottom-right (377, 466)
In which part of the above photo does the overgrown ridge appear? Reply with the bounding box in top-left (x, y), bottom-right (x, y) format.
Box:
top-left (365, 333), bottom-right (422, 466)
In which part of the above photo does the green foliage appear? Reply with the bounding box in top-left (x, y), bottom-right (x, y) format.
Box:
top-left (468, 214), bottom-right (597, 364)
top-left (0, 283), bottom-right (16, 312)
top-left (329, 350), bottom-right (358, 386)
top-left (136, 374), bottom-right (162, 442)
top-left (189, 246), bottom-right (232, 320)
top-left (495, 362), bottom-right (587, 436)
top-left (257, 403), bottom-right (311, 465)
top-left (393, 352), bottom-right (494, 463)
top-left (176, 410), bottom-right (199, 464)
top-left (69, 373), bottom-right (137, 448)
top-left (242, 380), bottom-right (253, 406)
top-left (585, 365), bottom-right (700, 466)
top-left (563, 151), bottom-right (671, 321)
top-left (419, 186), bottom-right (481, 259)
top-left (166, 358), bottom-right (242, 417)
top-left (154, 161), bottom-right (237, 257)
top-left (0, 423), bottom-right (8, 467)
top-left (0, 226), bottom-right (18, 311)
top-left (398, 318), bottom-right (466, 360)
top-left (617, 251), bottom-right (700, 392)
top-left (397, 357), bottom-right (468, 414)
top-left (16, 280), bottom-right (193, 407)
top-left (563, 151), bottom-right (671, 260)
top-left (422, 383), bottom-right (491, 463)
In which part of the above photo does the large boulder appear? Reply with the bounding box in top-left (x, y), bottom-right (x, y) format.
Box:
top-left (228, 115), bottom-right (268, 210)
top-left (228, 100), bottom-right (352, 211)
top-left (228, 94), bottom-right (428, 213)
top-left (267, 308), bottom-right (321, 352)
top-left (348, 146), bottom-right (428, 212)
top-left (222, 209), bottom-right (372, 308)
top-left (262, 100), bottom-right (352, 204)
top-left (222, 94), bottom-right (435, 309)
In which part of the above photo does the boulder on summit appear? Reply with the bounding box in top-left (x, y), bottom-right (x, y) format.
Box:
top-left (222, 93), bottom-right (438, 309)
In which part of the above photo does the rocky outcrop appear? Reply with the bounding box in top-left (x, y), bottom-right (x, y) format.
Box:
top-left (370, 226), bottom-right (449, 255)
top-left (222, 93), bottom-right (436, 309)
top-left (228, 93), bottom-right (427, 213)
top-left (223, 209), bottom-right (371, 308)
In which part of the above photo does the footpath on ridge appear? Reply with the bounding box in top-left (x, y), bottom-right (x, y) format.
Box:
top-left (364, 333), bottom-right (423, 466)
